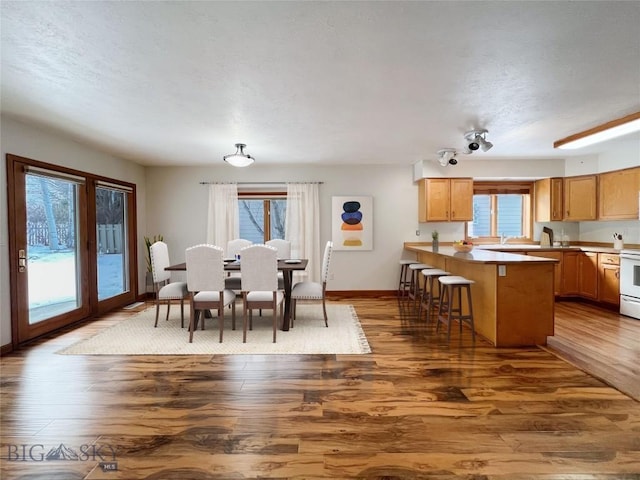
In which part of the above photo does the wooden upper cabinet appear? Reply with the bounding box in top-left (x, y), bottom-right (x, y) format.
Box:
top-left (598, 167), bottom-right (640, 220)
top-left (419, 178), bottom-right (449, 221)
top-left (418, 178), bottom-right (473, 222)
top-left (449, 178), bottom-right (474, 221)
top-left (535, 177), bottom-right (564, 222)
top-left (564, 175), bottom-right (598, 221)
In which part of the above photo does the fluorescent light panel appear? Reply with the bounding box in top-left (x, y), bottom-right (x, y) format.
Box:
top-left (554, 111), bottom-right (640, 149)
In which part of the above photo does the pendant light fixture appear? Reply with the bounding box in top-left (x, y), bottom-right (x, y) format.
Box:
top-left (223, 143), bottom-right (255, 167)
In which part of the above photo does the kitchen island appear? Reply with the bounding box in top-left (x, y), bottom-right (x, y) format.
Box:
top-left (404, 243), bottom-right (558, 347)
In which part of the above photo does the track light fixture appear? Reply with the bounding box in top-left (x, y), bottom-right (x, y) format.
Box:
top-left (437, 148), bottom-right (458, 167)
top-left (464, 129), bottom-right (493, 152)
top-left (223, 143), bottom-right (255, 167)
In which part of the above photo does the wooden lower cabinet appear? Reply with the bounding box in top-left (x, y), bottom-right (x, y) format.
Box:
top-left (578, 252), bottom-right (599, 299)
top-left (533, 250), bottom-right (620, 306)
top-left (562, 251), bottom-right (579, 295)
top-left (598, 253), bottom-right (620, 306)
top-left (414, 249), bottom-right (555, 347)
top-left (560, 250), bottom-right (599, 299)
top-left (529, 251), bottom-right (563, 295)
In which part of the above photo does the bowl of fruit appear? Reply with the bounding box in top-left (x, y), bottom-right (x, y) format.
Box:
top-left (453, 240), bottom-right (473, 253)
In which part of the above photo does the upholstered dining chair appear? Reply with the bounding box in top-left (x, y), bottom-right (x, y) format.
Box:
top-left (149, 240), bottom-right (188, 328)
top-left (185, 244), bottom-right (236, 343)
top-left (225, 238), bottom-right (252, 291)
top-left (291, 240), bottom-right (333, 327)
top-left (265, 238), bottom-right (291, 259)
top-left (240, 244), bottom-right (284, 343)
top-left (266, 238), bottom-right (291, 289)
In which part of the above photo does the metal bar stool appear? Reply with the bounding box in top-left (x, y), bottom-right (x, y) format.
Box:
top-left (398, 260), bottom-right (419, 299)
top-left (418, 268), bottom-right (450, 323)
top-left (407, 263), bottom-right (432, 309)
top-left (436, 276), bottom-right (476, 342)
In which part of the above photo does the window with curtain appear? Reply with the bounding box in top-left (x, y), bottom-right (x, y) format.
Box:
top-left (466, 182), bottom-right (533, 242)
top-left (206, 183), bottom-right (321, 280)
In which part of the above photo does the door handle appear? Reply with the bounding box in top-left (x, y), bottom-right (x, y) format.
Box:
top-left (18, 249), bottom-right (26, 272)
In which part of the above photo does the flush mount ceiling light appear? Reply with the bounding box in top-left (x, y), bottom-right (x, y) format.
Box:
top-left (554, 111), bottom-right (640, 149)
top-left (437, 148), bottom-right (458, 166)
top-left (223, 143), bottom-right (255, 167)
top-left (464, 129), bottom-right (493, 152)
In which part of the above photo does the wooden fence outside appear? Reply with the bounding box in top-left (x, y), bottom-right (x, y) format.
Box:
top-left (97, 224), bottom-right (123, 254)
top-left (27, 223), bottom-right (123, 253)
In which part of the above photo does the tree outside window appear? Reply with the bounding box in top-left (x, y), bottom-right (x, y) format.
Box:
top-left (239, 196), bottom-right (286, 243)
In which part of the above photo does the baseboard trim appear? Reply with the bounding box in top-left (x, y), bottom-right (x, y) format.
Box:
top-left (1, 343), bottom-right (14, 356)
top-left (327, 290), bottom-right (397, 299)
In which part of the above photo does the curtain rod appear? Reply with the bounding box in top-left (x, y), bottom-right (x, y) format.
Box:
top-left (199, 181), bottom-right (323, 185)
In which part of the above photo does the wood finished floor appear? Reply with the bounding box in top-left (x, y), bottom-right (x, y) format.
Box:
top-left (1, 297), bottom-right (639, 479)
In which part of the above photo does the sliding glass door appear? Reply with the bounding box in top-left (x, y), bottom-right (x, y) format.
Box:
top-left (7, 155), bottom-right (137, 345)
top-left (26, 172), bottom-right (85, 324)
top-left (96, 184), bottom-right (130, 301)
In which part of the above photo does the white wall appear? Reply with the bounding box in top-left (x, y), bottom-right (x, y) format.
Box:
top-left (145, 164), bottom-right (420, 292)
top-left (0, 116), bottom-right (147, 347)
top-left (415, 157), bottom-right (566, 181)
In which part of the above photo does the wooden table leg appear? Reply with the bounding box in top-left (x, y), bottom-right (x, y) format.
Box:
top-left (282, 270), bottom-right (293, 331)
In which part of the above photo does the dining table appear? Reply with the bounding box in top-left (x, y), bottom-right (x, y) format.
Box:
top-left (166, 259), bottom-right (308, 332)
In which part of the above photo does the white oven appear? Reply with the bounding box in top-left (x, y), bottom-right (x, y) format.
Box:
top-left (620, 249), bottom-right (640, 320)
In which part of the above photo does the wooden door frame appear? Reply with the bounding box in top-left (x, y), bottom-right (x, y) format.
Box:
top-left (6, 154), bottom-right (138, 347)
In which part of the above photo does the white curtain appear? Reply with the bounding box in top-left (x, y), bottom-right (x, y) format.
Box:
top-left (285, 183), bottom-right (320, 282)
top-left (206, 184), bottom-right (239, 252)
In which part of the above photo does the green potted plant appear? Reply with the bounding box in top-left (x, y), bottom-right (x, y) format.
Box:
top-left (144, 234), bottom-right (163, 292)
top-left (432, 230), bottom-right (439, 252)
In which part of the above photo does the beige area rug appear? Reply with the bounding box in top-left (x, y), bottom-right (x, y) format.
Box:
top-left (57, 304), bottom-right (371, 355)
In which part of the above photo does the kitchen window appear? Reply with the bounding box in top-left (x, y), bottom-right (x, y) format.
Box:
top-left (466, 182), bottom-right (533, 242)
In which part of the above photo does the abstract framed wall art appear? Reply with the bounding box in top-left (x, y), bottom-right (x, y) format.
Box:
top-left (331, 196), bottom-right (373, 251)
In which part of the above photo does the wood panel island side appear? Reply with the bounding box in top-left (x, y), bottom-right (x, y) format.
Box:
top-left (404, 243), bottom-right (558, 347)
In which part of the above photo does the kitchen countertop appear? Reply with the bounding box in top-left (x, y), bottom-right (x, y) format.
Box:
top-left (405, 241), bottom-right (633, 255)
top-left (405, 245), bottom-right (558, 264)
top-left (476, 244), bottom-right (624, 254)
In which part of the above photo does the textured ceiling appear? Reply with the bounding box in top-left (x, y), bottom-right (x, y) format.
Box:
top-left (1, 1), bottom-right (639, 167)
